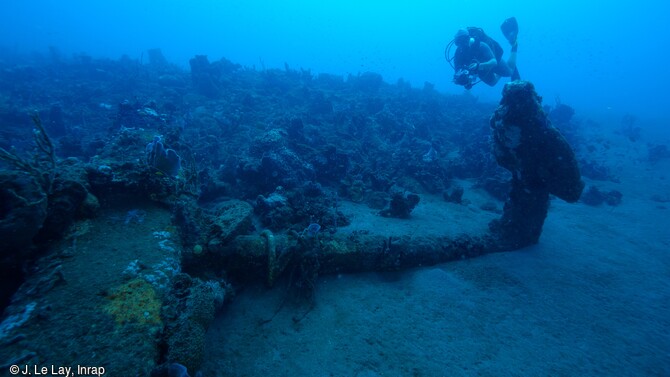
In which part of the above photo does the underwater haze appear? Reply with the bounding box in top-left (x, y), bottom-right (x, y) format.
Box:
top-left (2, 0), bottom-right (670, 376)
top-left (1, 0), bottom-right (668, 123)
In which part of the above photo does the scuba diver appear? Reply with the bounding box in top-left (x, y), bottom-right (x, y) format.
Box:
top-left (446, 17), bottom-right (520, 89)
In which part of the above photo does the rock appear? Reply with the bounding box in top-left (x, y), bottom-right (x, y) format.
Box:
top-left (207, 199), bottom-right (253, 248)
top-left (648, 144), bottom-right (670, 164)
top-left (189, 55), bottom-right (219, 98)
top-left (379, 192), bottom-right (420, 218)
top-left (78, 192), bottom-right (100, 218)
top-left (443, 185), bottom-right (464, 204)
top-left (35, 176), bottom-right (88, 243)
top-left (581, 186), bottom-right (623, 207)
top-left (0, 171), bottom-right (48, 259)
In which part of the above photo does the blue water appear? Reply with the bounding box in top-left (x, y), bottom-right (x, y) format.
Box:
top-left (1, 0), bottom-right (668, 121)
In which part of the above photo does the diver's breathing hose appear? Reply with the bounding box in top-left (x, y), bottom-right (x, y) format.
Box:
top-left (444, 39), bottom-right (456, 69)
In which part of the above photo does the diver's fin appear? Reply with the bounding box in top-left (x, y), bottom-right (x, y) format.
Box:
top-left (511, 67), bottom-right (521, 81)
top-left (501, 17), bottom-right (518, 45)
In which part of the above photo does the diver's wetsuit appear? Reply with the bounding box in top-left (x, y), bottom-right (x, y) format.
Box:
top-left (454, 42), bottom-right (513, 86)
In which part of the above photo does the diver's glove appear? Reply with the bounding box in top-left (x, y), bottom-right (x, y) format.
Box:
top-left (467, 62), bottom-right (480, 73)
